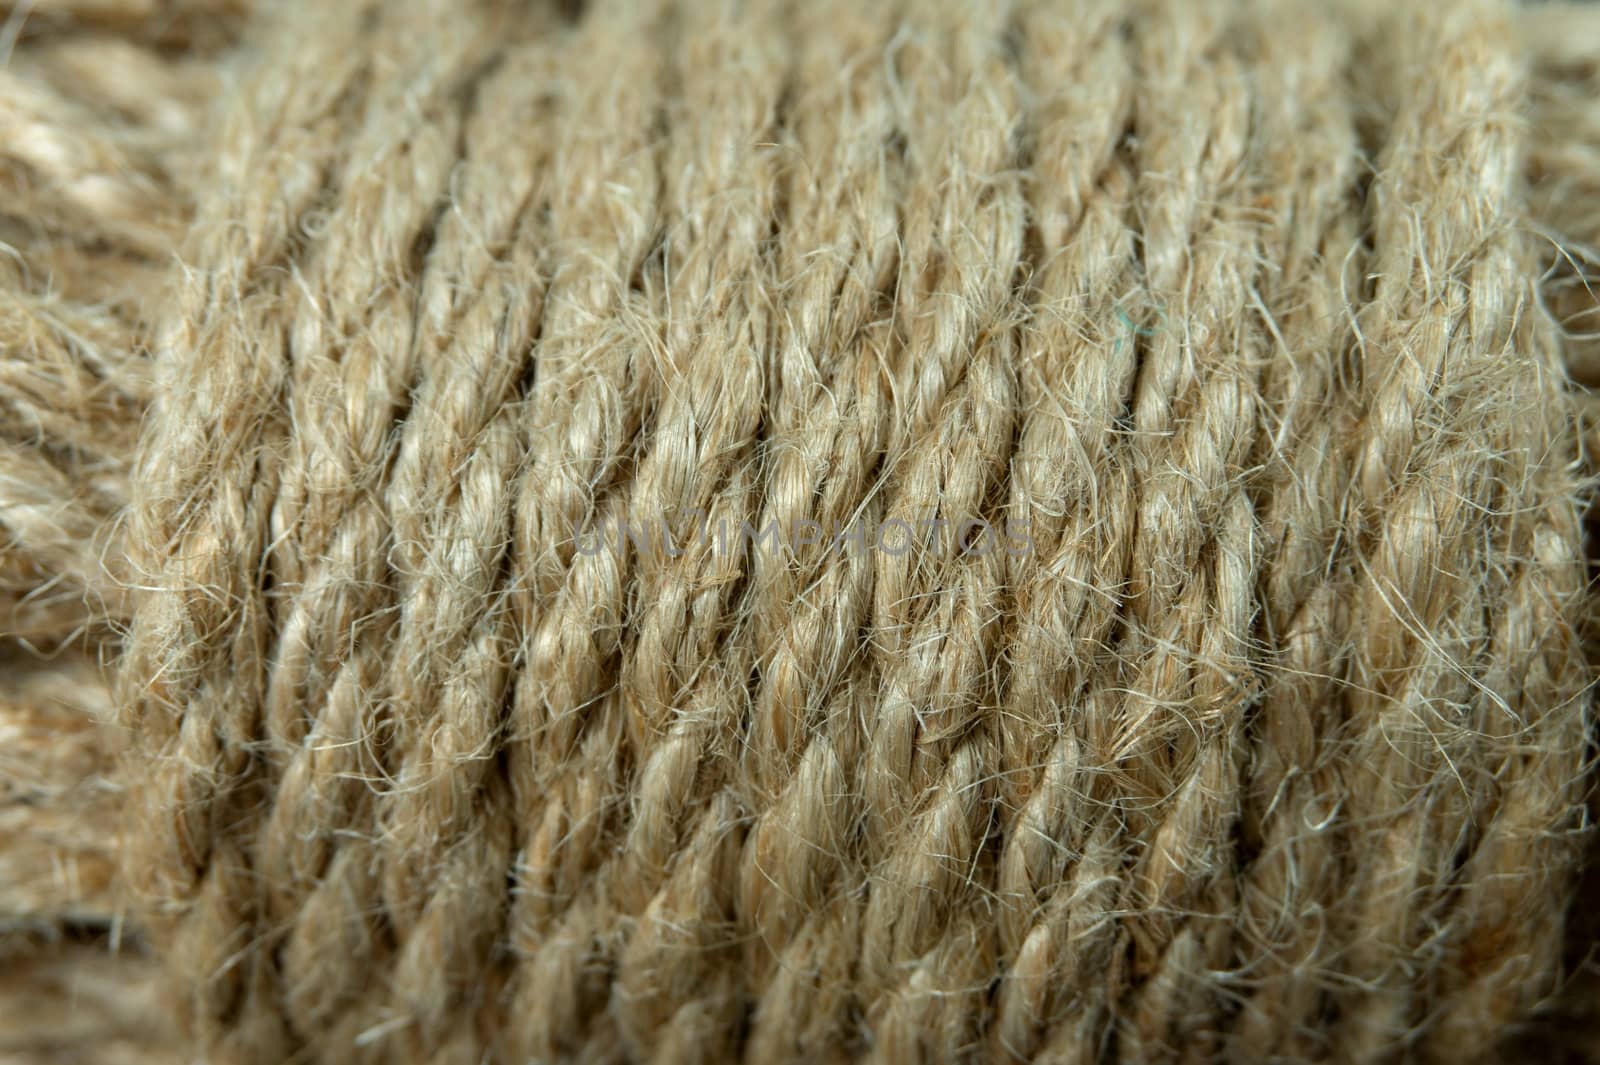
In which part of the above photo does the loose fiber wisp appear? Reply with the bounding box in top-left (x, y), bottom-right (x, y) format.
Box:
top-left (4, 0), bottom-right (1600, 1062)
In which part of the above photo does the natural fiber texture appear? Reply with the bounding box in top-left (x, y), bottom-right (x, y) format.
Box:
top-left (0, 6), bottom-right (240, 1060)
top-left (4, 0), bottom-right (1600, 1062)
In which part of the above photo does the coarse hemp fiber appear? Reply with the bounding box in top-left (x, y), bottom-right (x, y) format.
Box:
top-left (5, 0), bottom-right (1600, 1062)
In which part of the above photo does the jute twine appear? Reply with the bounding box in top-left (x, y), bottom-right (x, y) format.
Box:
top-left (4, 0), bottom-right (1600, 1062)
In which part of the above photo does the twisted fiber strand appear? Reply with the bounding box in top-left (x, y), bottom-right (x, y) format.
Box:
top-left (1106, 8), bottom-right (1260, 1060)
top-left (991, 0), bottom-right (1137, 1056)
top-left (590, 0), bottom-right (783, 1055)
top-left (504, 2), bottom-right (671, 1058)
top-left (110, 0), bottom-right (1598, 1063)
top-left (124, 3), bottom-right (416, 1056)
top-left (732, 3), bottom-right (905, 1060)
top-left (1333, 5), bottom-right (1588, 1057)
top-left (260, 3), bottom-right (559, 1055)
top-left (852, 2), bottom-right (1024, 1056)
top-left (1229, 3), bottom-right (1363, 1058)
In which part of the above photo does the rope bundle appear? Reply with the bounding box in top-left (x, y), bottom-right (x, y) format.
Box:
top-left (5, 0), bottom-right (1600, 1062)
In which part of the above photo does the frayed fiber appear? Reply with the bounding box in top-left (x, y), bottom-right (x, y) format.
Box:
top-left (5, 1), bottom-right (1600, 1063)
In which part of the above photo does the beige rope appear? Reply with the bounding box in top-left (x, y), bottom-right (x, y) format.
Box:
top-left (4, 0), bottom-right (1600, 1061)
